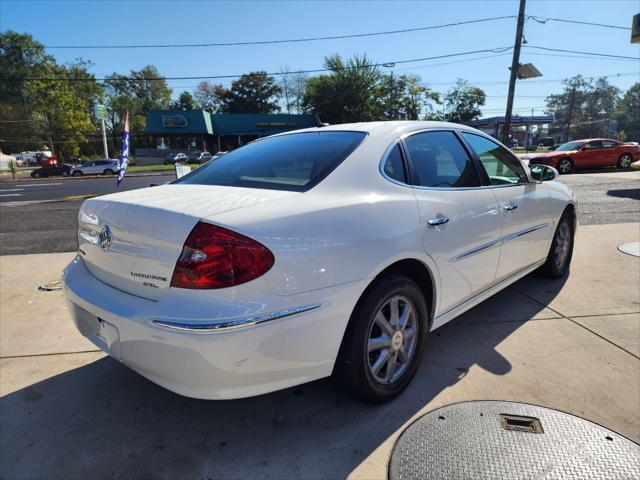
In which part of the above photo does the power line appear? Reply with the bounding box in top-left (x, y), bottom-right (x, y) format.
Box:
top-left (524, 45), bottom-right (639, 61)
top-left (527, 15), bottom-right (632, 31)
top-left (44, 16), bottom-right (516, 49)
top-left (39, 14), bottom-right (631, 50)
top-left (6, 45), bottom-right (636, 83)
top-left (1, 46), bottom-right (514, 82)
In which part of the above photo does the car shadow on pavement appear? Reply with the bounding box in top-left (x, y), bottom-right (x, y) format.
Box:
top-left (0, 273), bottom-right (567, 480)
top-left (607, 189), bottom-right (640, 201)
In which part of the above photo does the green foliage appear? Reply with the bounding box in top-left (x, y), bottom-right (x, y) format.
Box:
top-left (193, 81), bottom-right (227, 112)
top-left (0, 32), bottom-right (98, 158)
top-left (303, 54), bottom-right (384, 124)
top-left (171, 91), bottom-right (198, 110)
top-left (220, 72), bottom-right (282, 113)
top-left (381, 73), bottom-right (440, 120)
top-left (545, 75), bottom-right (623, 140)
top-left (442, 79), bottom-right (486, 123)
top-left (615, 82), bottom-right (639, 141)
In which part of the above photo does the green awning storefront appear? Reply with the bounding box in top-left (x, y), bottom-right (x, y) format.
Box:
top-left (145, 111), bottom-right (316, 138)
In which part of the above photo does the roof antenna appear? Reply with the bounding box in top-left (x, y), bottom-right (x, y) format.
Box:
top-left (315, 113), bottom-right (329, 127)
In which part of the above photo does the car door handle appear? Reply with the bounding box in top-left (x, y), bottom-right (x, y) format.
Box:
top-left (427, 217), bottom-right (449, 227)
top-left (503, 203), bottom-right (518, 211)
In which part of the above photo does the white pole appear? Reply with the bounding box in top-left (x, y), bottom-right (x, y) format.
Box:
top-left (101, 118), bottom-right (109, 158)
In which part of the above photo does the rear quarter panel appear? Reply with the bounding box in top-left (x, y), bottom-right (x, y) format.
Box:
top-left (209, 188), bottom-right (429, 296)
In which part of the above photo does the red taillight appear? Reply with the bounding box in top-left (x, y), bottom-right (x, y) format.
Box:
top-left (170, 222), bottom-right (274, 289)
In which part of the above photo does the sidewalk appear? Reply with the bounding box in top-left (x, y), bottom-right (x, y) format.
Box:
top-left (1, 223), bottom-right (639, 479)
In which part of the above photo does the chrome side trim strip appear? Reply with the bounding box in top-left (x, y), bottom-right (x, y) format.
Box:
top-left (502, 223), bottom-right (550, 243)
top-left (450, 238), bottom-right (502, 263)
top-left (449, 223), bottom-right (550, 263)
top-left (151, 303), bottom-right (322, 333)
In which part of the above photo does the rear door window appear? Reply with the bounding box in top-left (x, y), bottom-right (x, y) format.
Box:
top-left (175, 131), bottom-right (367, 192)
top-left (403, 131), bottom-right (481, 188)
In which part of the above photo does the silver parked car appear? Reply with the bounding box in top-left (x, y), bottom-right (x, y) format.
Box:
top-left (71, 159), bottom-right (119, 176)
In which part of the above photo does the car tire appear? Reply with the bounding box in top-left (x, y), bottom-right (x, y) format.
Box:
top-left (540, 210), bottom-right (574, 278)
top-left (32, 172), bottom-right (41, 178)
top-left (103, 169), bottom-right (114, 175)
top-left (557, 158), bottom-right (573, 174)
top-left (333, 274), bottom-right (429, 404)
top-left (61, 171), bottom-right (69, 177)
top-left (72, 171), bottom-right (83, 176)
top-left (617, 153), bottom-right (633, 169)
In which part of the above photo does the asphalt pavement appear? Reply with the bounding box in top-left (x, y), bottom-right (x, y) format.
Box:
top-left (0, 170), bottom-right (638, 255)
top-left (0, 174), bottom-right (171, 203)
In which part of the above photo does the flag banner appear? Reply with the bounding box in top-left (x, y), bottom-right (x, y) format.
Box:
top-left (117, 111), bottom-right (130, 186)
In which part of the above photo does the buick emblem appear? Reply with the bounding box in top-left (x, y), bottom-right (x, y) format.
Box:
top-left (99, 224), bottom-right (112, 250)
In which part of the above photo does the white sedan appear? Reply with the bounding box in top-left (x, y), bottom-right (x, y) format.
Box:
top-left (63, 121), bottom-right (576, 402)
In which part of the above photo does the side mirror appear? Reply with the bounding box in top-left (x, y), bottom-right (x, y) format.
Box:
top-left (530, 164), bottom-right (558, 182)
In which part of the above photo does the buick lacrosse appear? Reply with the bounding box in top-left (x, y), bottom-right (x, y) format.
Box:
top-left (64, 121), bottom-right (576, 402)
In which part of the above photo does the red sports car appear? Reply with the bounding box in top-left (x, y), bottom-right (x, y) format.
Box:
top-left (530, 138), bottom-right (640, 174)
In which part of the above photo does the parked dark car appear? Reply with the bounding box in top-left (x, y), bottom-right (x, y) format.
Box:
top-left (31, 163), bottom-right (72, 178)
top-left (538, 137), bottom-right (555, 148)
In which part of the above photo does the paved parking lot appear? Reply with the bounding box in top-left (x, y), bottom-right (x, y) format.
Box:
top-left (1, 222), bottom-right (638, 479)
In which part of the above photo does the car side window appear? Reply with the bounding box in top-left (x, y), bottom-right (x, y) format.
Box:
top-left (382, 144), bottom-right (407, 184)
top-left (403, 131), bottom-right (481, 188)
top-left (586, 141), bottom-right (603, 149)
top-left (461, 132), bottom-right (528, 186)
top-left (602, 140), bottom-right (616, 148)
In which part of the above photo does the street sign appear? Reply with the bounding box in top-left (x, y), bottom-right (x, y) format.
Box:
top-left (94, 103), bottom-right (107, 120)
top-left (632, 13), bottom-right (640, 43)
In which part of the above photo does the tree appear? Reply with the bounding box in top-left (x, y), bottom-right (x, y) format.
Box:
top-left (545, 75), bottom-right (622, 140)
top-left (381, 73), bottom-right (439, 120)
top-left (0, 32), bottom-right (98, 157)
top-left (0, 31), bottom-right (54, 103)
top-left (616, 83), bottom-right (640, 141)
top-left (127, 65), bottom-right (172, 112)
top-left (218, 71), bottom-right (281, 113)
top-left (442, 79), bottom-right (486, 123)
top-left (171, 91), bottom-right (198, 110)
top-left (194, 81), bottom-right (226, 112)
top-left (278, 67), bottom-right (308, 114)
top-left (303, 54), bottom-right (383, 124)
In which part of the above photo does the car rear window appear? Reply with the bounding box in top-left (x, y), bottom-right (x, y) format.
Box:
top-left (174, 131), bottom-right (367, 192)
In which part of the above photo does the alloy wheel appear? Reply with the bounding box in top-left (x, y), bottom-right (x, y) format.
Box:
top-left (554, 221), bottom-right (571, 269)
top-left (619, 154), bottom-right (632, 168)
top-left (558, 159), bottom-right (572, 174)
top-left (367, 295), bottom-right (419, 384)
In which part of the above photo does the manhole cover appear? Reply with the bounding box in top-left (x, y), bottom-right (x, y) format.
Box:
top-left (388, 401), bottom-right (639, 480)
top-left (618, 242), bottom-right (640, 257)
top-left (38, 279), bottom-right (63, 291)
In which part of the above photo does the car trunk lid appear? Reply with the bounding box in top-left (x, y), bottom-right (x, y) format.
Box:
top-left (77, 184), bottom-right (296, 300)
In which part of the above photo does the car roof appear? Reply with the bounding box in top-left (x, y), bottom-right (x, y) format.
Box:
top-left (277, 120), bottom-right (484, 137)
top-left (571, 138), bottom-right (618, 142)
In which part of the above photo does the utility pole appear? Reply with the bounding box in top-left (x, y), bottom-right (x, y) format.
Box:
top-left (502, 0), bottom-right (526, 144)
top-left (101, 117), bottom-right (109, 159)
top-left (565, 86), bottom-right (577, 142)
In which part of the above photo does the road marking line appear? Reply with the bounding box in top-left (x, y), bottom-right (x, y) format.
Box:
top-left (14, 183), bottom-right (64, 187)
top-left (0, 194), bottom-right (21, 197)
top-left (0, 189), bottom-right (24, 192)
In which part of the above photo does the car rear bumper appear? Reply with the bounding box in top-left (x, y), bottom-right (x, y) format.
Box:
top-left (63, 255), bottom-right (366, 399)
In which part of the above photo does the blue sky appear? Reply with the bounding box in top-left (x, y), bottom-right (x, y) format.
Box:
top-left (1, 0), bottom-right (638, 116)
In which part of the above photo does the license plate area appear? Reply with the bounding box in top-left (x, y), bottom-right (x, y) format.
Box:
top-left (71, 302), bottom-right (122, 359)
